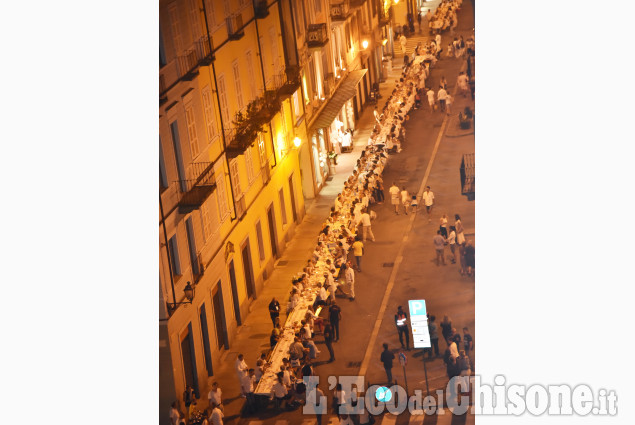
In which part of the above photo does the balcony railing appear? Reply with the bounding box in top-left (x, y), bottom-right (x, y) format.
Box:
top-left (195, 34), bottom-right (214, 65)
top-left (330, 1), bottom-right (350, 21)
top-left (177, 49), bottom-right (199, 81)
top-left (226, 14), bottom-right (244, 40)
top-left (254, 0), bottom-right (269, 19)
top-left (175, 162), bottom-right (217, 213)
top-left (307, 23), bottom-right (329, 48)
top-left (270, 66), bottom-right (302, 98)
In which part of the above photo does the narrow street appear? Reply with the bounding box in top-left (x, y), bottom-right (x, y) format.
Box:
top-left (217, 2), bottom-right (475, 424)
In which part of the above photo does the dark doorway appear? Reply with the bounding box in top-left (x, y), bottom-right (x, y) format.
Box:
top-left (267, 206), bottom-right (279, 259)
top-left (228, 260), bottom-right (242, 325)
top-left (212, 283), bottom-right (229, 349)
top-left (241, 239), bottom-right (256, 299)
top-left (288, 174), bottom-right (298, 223)
top-left (180, 323), bottom-right (199, 397)
top-left (199, 304), bottom-right (214, 377)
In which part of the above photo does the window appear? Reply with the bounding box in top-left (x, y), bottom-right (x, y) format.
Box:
top-left (245, 145), bottom-right (255, 183)
top-left (168, 234), bottom-right (182, 276)
top-left (204, 0), bottom-right (216, 27)
top-left (168, 3), bottom-right (183, 54)
top-left (229, 159), bottom-right (242, 198)
top-left (185, 105), bottom-right (200, 159)
top-left (245, 50), bottom-right (257, 101)
top-left (217, 74), bottom-right (230, 126)
top-left (170, 120), bottom-right (187, 191)
top-left (185, 217), bottom-right (200, 276)
top-left (223, 0), bottom-right (231, 15)
top-left (200, 195), bottom-right (220, 241)
top-left (279, 188), bottom-right (288, 225)
top-left (215, 167), bottom-right (230, 220)
top-left (201, 86), bottom-right (218, 142)
top-left (232, 60), bottom-right (244, 111)
top-left (292, 91), bottom-right (302, 121)
top-left (160, 137), bottom-right (168, 189)
top-left (293, 0), bottom-right (304, 36)
top-left (188, 0), bottom-right (201, 39)
top-left (159, 25), bottom-right (167, 66)
top-left (314, 0), bottom-right (322, 14)
top-left (256, 221), bottom-right (266, 261)
top-left (257, 133), bottom-right (267, 167)
top-left (269, 27), bottom-right (280, 75)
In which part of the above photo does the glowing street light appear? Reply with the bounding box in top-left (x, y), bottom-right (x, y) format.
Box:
top-left (362, 40), bottom-right (369, 49)
top-left (293, 136), bottom-right (301, 147)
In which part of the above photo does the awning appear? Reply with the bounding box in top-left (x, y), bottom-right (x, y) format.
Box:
top-left (310, 69), bottom-right (368, 132)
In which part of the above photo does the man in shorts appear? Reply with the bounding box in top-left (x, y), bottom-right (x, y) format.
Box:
top-left (389, 182), bottom-right (401, 214)
top-left (422, 186), bottom-right (434, 222)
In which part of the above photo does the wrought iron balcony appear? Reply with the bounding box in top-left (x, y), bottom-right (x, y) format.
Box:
top-left (176, 162), bottom-right (217, 214)
top-left (177, 49), bottom-right (199, 81)
top-left (271, 66), bottom-right (302, 99)
top-left (254, 0), bottom-right (269, 19)
top-left (195, 34), bottom-right (214, 65)
top-left (307, 23), bottom-right (329, 48)
top-left (330, 1), bottom-right (350, 22)
top-left (226, 14), bottom-right (244, 40)
top-left (460, 153), bottom-right (475, 201)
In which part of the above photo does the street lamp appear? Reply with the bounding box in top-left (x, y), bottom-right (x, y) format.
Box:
top-left (167, 281), bottom-right (195, 315)
top-left (293, 136), bottom-right (301, 147)
top-left (362, 40), bottom-right (369, 49)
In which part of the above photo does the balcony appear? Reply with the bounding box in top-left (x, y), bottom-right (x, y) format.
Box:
top-left (271, 66), bottom-right (302, 99)
top-left (226, 14), bottom-right (244, 40)
top-left (307, 23), bottom-right (329, 49)
top-left (195, 34), bottom-right (214, 65)
top-left (177, 49), bottom-right (199, 81)
top-left (379, 7), bottom-right (392, 26)
top-left (254, 0), bottom-right (269, 19)
top-left (330, 1), bottom-right (350, 22)
top-left (225, 91), bottom-right (281, 158)
top-left (175, 162), bottom-right (217, 214)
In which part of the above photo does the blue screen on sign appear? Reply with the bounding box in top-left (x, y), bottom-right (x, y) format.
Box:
top-left (375, 386), bottom-right (392, 402)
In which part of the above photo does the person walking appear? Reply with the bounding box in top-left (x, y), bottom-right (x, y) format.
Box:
top-left (400, 186), bottom-right (410, 215)
top-left (454, 214), bottom-right (465, 246)
top-left (399, 34), bottom-right (407, 56)
top-left (268, 297), bottom-right (280, 327)
top-left (394, 306), bottom-right (410, 350)
top-left (360, 208), bottom-right (375, 242)
top-left (380, 343), bottom-right (395, 384)
top-left (462, 327), bottom-right (473, 354)
top-left (439, 213), bottom-right (449, 238)
top-left (329, 302), bottom-right (342, 341)
top-left (440, 315), bottom-right (453, 344)
top-left (389, 182), bottom-right (400, 214)
top-left (352, 236), bottom-right (364, 272)
top-left (435, 33), bottom-right (442, 56)
top-left (426, 87), bottom-right (436, 112)
top-left (417, 12), bottom-right (422, 33)
top-left (209, 402), bottom-right (224, 425)
top-left (446, 93), bottom-right (453, 116)
top-left (433, 230), bottom-right (447, 266)
top-left (208, 382), bottom-right (223, 412)
top-left (465, 240), bottom-right (475, 277)
top-left (323, 323), bottom-right (335, 362)
top-left (447, 225), bottom-right (457, 264)
top-left (437, 86), bottom-right (448, 113)
top-left (428, 315), bottom-right (440, 357)
top-left (344, 261), bottom-right (355, 301)
top-left (169, 401), bottom-right (181, 425)
top-left (422, 186), bottom-right (434, 222)
top-left (235, 354), bottom-right (248, 393)
top-left (457, 72), bottom-right (469, 97)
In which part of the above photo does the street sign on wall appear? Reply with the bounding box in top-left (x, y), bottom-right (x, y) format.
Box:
top-left (408, 299), bottom-right (431, 348)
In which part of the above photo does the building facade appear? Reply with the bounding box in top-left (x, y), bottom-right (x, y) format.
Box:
top-left (159, 0), bottom-right (395, 420)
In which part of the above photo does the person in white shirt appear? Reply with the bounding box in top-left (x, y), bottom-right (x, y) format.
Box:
top-left (169, 402), bottom-right (181, 425)
top-left (426, 88), bottom-right (436, 112)
top-left (344, 262), bottom-right (355, 301)
top-left (399, 34), bottom-right (407, 54)
top-left (235, 354), bottom-right (248, 389)
top-left (446, 93), bottom-right (453, 115)
top-left (422, 186), bottom-right (435, 222)
top-left (209, 402), bottom-right (224, 425)
top-left (271, 376), bottom-right (290, 410)
top-left (360, 209), bottom-right (375, 242)
top-left (437, 86), bottom-right (448, 112)
top-left (389, 182), bottom-right (401, 214)
top-left (207, 382), bottom-right (223, 412)
top-left (240, 369), bottom-right (257, 413)
top-left (400, 187), bottom-right (410, 215)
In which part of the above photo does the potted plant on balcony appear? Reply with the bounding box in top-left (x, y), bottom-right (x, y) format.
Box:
top-left (328, 151), bottom-right (338, 165)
